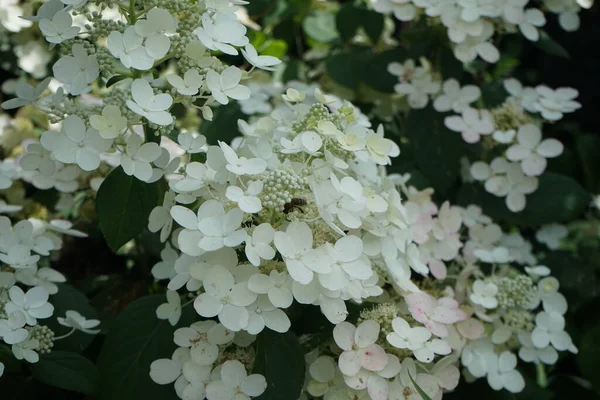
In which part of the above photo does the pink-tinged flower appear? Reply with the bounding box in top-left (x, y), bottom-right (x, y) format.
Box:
top-left (333, 320), bottom-right (388, 377)
top-left (405, 292), bottom-right (468, 337)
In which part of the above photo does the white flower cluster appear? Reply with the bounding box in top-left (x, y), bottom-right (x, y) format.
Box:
top-left (371, 0), bottom-right (593, 63)
top-left (139, 82), bottom-right (575, 399)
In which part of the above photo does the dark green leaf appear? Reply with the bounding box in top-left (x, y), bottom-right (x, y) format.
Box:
top-left (96, 167), bottom-right (163, 251)
top-left (363, 48), bottom-right (407, 93)
top-left (335, 5), bottom-right (361, 41)
top-left (362, 10), bottom-right (384, 44)
top-left (404, 106), bottom-right (468, 195)
top-left (575, 134), bottom-right (600, 192)
top-left (96, 295), bottom-right (196, 400)
top-left (105, 75), bottom-right (126, 88)
top-left (535, 31), bottom-right (570, 59)
top-left (326, 50), bottom-right (369, 90)
top-left (30, 351), bottom-right (99, 395)
top-left (253, 329), bottom-right (305, 400)
top-left (302, 11), bottom-right (338, 43)
top-left (200, 102), bottom-right (245, 145)
top-left (46, 284), bottom-right (99, 352)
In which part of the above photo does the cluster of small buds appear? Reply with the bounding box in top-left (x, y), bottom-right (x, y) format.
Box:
top-left (291, 103), bottom-right (339, 134)
top-left (503, 308), bottom-right (535, 331)
top-left (258, 169), bottom-right (308, 209)
top-left (358, 302), bottom-right (399, 336)
top-left (491, 101), bottom-right (533, 131)
top-left (494, 275), bottom-right (536, 309)
top-left (27, 325), bottom-right (55, 355)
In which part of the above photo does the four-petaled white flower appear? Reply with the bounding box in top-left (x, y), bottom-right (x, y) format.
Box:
top-left (194, 12), bottom-right (249, 56)
top-left (445, 107), bottom-right (495, 143)
top-left (218, 141), bottom-right (267, 175)
top-left (241, 44), bottom-right (281, 71)
top-left (126, 79), bottom-right (174, 126)
top-left (4, 286), bottom-right (54, 326)
top-left (226, 181), bottom-right (263, 213)
top-left (1, 78), bottom-right (51, 110)
top-left (531, 311), bottom-right (576, 352)
top-left (0, 310), bottom-right (28, 344)
top-left (156, 290), bottom-right (182, 326)
top-left (333, 320), bottom-right (388, 377)
top-left (107, 26), bottom-right (154, 70)
top-left (434, 79), bottom-right (481, 113)
top-left (39, 10), bottom-right (79, 44)
top-left (206, 360), bottom-right (266, 400)
top-left (206, 66), bottom-right (251, 105)
top-left (244, 223), bottom-right (276, 267)
top-left (486, 352), bottom-right (526, 393)
top-left (57, 310), bottom-right (101, 334)
top-left (52, 44), bottom-right (99, 95)
top-left (89, 105), bottom-right (128, 139)
top-left (120, 134), bottom-right (162, 182)
top-left (167, 69), bottom-right (203, 96)
top-left (41, 115), bottom-right (111, 171)
top-left (194, 266), bottom-right (257, 331)
top-left (248, 270), bottom-right (293, 308)
top-left (506, 124), bottom-right (563, 176)
top-left (470, 280), bottom-right (499, 309)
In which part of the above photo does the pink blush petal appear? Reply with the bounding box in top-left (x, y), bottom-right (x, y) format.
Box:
top-left (360, 344), bottom-right (388, 372)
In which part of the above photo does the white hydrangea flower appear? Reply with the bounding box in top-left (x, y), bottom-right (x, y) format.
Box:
top-left (194, 12), bottom-right (249, 56)
top-left (518, 331), bottom-right (558, 365)
top-left (0, 310), bottom-right (28, 345)
top-left (41, 115), bottom-right (111, 171)
top-left (206, 66), bottom-right (251, 105)
top-left (134, 8), bottom-right (177, 38)
top-left (533, 86), bottom-right (581, 121)
top-left (218, 141), bottom-right (266, 175)
top-left (226, 181), bottom-right (263, 213)
top-left (15, 266), bottom-right (66, 295)
top-left (241, 44), bottom-right (281, 71)
top-left (535, 224), bottom-right (567, 250)
top-left (244, 223), bottom-right (276, 267)
top-left (531, 311), bottom-right (576, 352)
top-left (333, 320), bottom-right (387, 377)
top-left (245, 295), bottom-right (291, 334)
top-left (167, 69), bottom-right (203, 96)
top-left (194, 266), bottom-right (256, 331)
top-left (371, 0), bottom-right (416, 21)
top-left (120, 134), bottom-right (162, 182)
top-left (126, 79), bottom-right (174, 126)
top-left (206, 360), bottom-right (266, 400)
top-left (1, 78), bottom-right (51, 110)
top-left (486, 352), bottom-right (525, 393)
top-left (469, 280), bottom-right (498, 309)
top-left (39, 10), bottom-right (79, 44)
top-left (178, 132), bottom-right (207, 154)
top-left (106, 27), bottom-right (155, 70)
top-left (434, 79), bottom-right (482, 113)
top-left (57, 310), bottom-right (101, 334)
top-left (89, 105), bottom-right (128, 139)
top-left (156, 290), bottom-right (182, 326)
top-left (149, 191), bottom-right (176, 243)
top-left (248, 270), bottom-right (292, 308)
top-left (12, 338), bottom-right (40, 363)
top-left (52, 44), bottom-right (99, 95)
top-left (445, 107), bottom-right (495, 143)
top-left (174, 320), bottom-right (233, 366)
top-left (506, 124), bottom-right (563, 176)
top-left (4, 286), bottom-right (54, 326)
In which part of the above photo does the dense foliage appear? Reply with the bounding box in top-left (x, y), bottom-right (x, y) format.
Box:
top-left (0, 0), bottom-right (599, 400)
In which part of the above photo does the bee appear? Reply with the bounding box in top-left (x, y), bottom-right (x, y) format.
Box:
top-left (283, 198), bottom-right (307, 214)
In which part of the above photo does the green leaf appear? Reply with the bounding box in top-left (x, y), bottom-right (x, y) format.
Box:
top-left (105, 75), bottom-right (126, 88)
top-left (408, 373), bottom-right (433, 400)
top-left (96, 167), bottom-right (163, 251)
top-left (46, 284), bottom-right (99, 352)
top-left (363, 48), bottom-right (407, 93)
top-left (326, 50), bottom-right (369, 90)
top-left (302, 11), bottom-right (338, 43)
top-left (404, 106), bottom-right (467, 195)
top-left (362, 9), bottom-right (384, 44)
top-left (96, 295), bottom-right (195, 400)
top-left (200, 102), bottom-right (245, 145)
top-left (535, 31), bottom-right (570, 59)
top-left (335, 5), bottom-right (361, 41)
top-left (457, 173), bottom-right (589, 226)
top-left (575, 134), bottom-right (600, 192)
top-left (253, 329), bottom-right (305, 400)
top-left (30, 351), bottom-right (99, 395)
